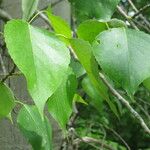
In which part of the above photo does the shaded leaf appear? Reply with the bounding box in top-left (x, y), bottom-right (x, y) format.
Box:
top-left (82, 76), bottom-right (103, 112)
top-left (17, 105), bottom-right (52, 150)
top-left (93, 28), bottom-right (150, 96)
top-left (0, 82), bottom-right (15, 119)
top-left (70, 0), bottom-right (120, 23)
top-left (22, 0), bottom-right (39, 21)
top-left (77, 20), bottom-right (107, 43)
top-left (70, 39), bottom-right (118, 116)
top-left (143, 77), bottom-right (150, 90)
top-left (4, 20), bottom-right (70, 115)
top-left (70, 59), bottom-right (86, 78)
top-left (47, 68), bottom-right (77, 130)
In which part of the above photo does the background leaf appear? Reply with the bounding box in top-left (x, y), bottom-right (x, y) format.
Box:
top-left (0, 82), bottom-right (15, 119)
top-left (22, 0), bottom-right (39, 21)
top-left (17, 105), bottom-right (52, 150)
top-left (70, 0), bottom-right (120, 23)
top-left (82, 76), bottom-right (103, 112)
top-left (93, 28), bottom-right (150, 96)
top-left (4, 20), bottom-right (70, 116)
top-left (47, 68), bottom-right (77, 131)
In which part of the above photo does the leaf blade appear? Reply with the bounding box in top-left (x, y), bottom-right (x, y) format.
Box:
top-left (22, 0), bottom-right (39, 21)
top-left (4, 20), bottom-right (70, 115)
top-left (0, 82), bottom-right (15, 119)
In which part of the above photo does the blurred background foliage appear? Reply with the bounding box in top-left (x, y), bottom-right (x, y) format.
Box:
top-left (69, 0), bottom-right (150, 149)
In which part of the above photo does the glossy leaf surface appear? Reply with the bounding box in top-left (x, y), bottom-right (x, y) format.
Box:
top-left (93, 28), bottom-right (150, 95)
top-left (4, 20), bottom-right (70, 115)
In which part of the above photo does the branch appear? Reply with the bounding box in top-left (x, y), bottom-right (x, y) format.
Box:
top-left (0, 8), bottom-right (12, 21)
top-left (117, 6), bottom-right (139, 30)
top-left (104, 126), bottom-right (131, 150)
top-left (133, 4), bottom-right (150, 18)
top-left (127, 0), bottom-right (150, 29)
top-left (74, 136), bottom-right (115, 150)
top-left (99, 73), bottom-right (150, 134)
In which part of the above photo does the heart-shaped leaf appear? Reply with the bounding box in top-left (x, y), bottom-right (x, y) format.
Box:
top-left (22, 0), bottom-right (39, 21)
top-left (47, 68), bottom-right (77, 131)
top-left (0, 82), bottom-right (15, 119)
top-left (93, 28), bottom-right (150, 96)
top-left (4, 20), bottom-right (70, 115)
top-left (17, 105), bottom-right (52, 150)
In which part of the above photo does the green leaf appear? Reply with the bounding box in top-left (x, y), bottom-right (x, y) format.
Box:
top-left (77, 19), bottom-right (126, 43)
top-left (70, 0), bottom-right (120, 23)
top-left (73, 94), bottom-right (88, 105)
top-left (47, 68), bottom-right (77, 131)
top-left (143, 77), bottom-right (150, 90)
top-left (77, 20), bottom-right (107, 43)
top-left (93, 28), bottom-right (150, 96)
top-left (82, 76), bottom-right (103, 112)
top-left (17, 105), bottom-right (52, 150)
top-left (46, 9), bottom-right (72, 39)
top-left (107, 18), bottom-right (127, 28)
top-left (0, 82), bottom-right (15, 119)
top-left (70, 38), bottom-right (108, 100)
top-left (4, 20), bottom-right (70, 116)
top-left (22, 0), bottom-right (39, 21)
top-left (70, 39), bottom-right (118, 117)
top-left (70, 59), bottom-right (86, 78)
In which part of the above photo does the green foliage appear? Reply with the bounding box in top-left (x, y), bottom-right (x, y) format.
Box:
top-left (70, 39), bottom-right (119, 117)
top-left (22, 0), bottom-right (39, 21)
top-left (17, 105), bottom-right (52, 150)
top-left (70, 0), bottom-right (120, 23)
top-left (4, 20), bottom-right (70, 116)
top-left (46, 9), bottom-right (72, 39)
top-left (93, 28), bottom-right (150, 96)
top-left (47, 68), bottom-right (77, 131)
top-left (1, 0), bottom-right (150, 149)
top-left (77, 20), bottom-right (107, 43)
top-left (0, 82), bottom-right (15, 119)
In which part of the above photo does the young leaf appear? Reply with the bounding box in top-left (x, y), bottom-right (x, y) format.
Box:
top-left (17, 105), bottom-right (52, 150)
top-left (70, 0), bottom-right (120, 23)
top-left (73, 94), bottom-right (88, 105)
top-left (4, 20), bottom-right (70, 116)
top-left (46, 9), bottom-right (72, 39)
top-left (77, 20), bottom-right (107, 43)
top-left (22, 0), bottom-right (39, 21)
top-left (47, 68), bottom-right (77, 131)
top-left (70, 39), bottom-right (118, 116)
top-left (93, 28), bottom-right (150, 96)
top-left (0, 82), bottom-right (15, 119)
